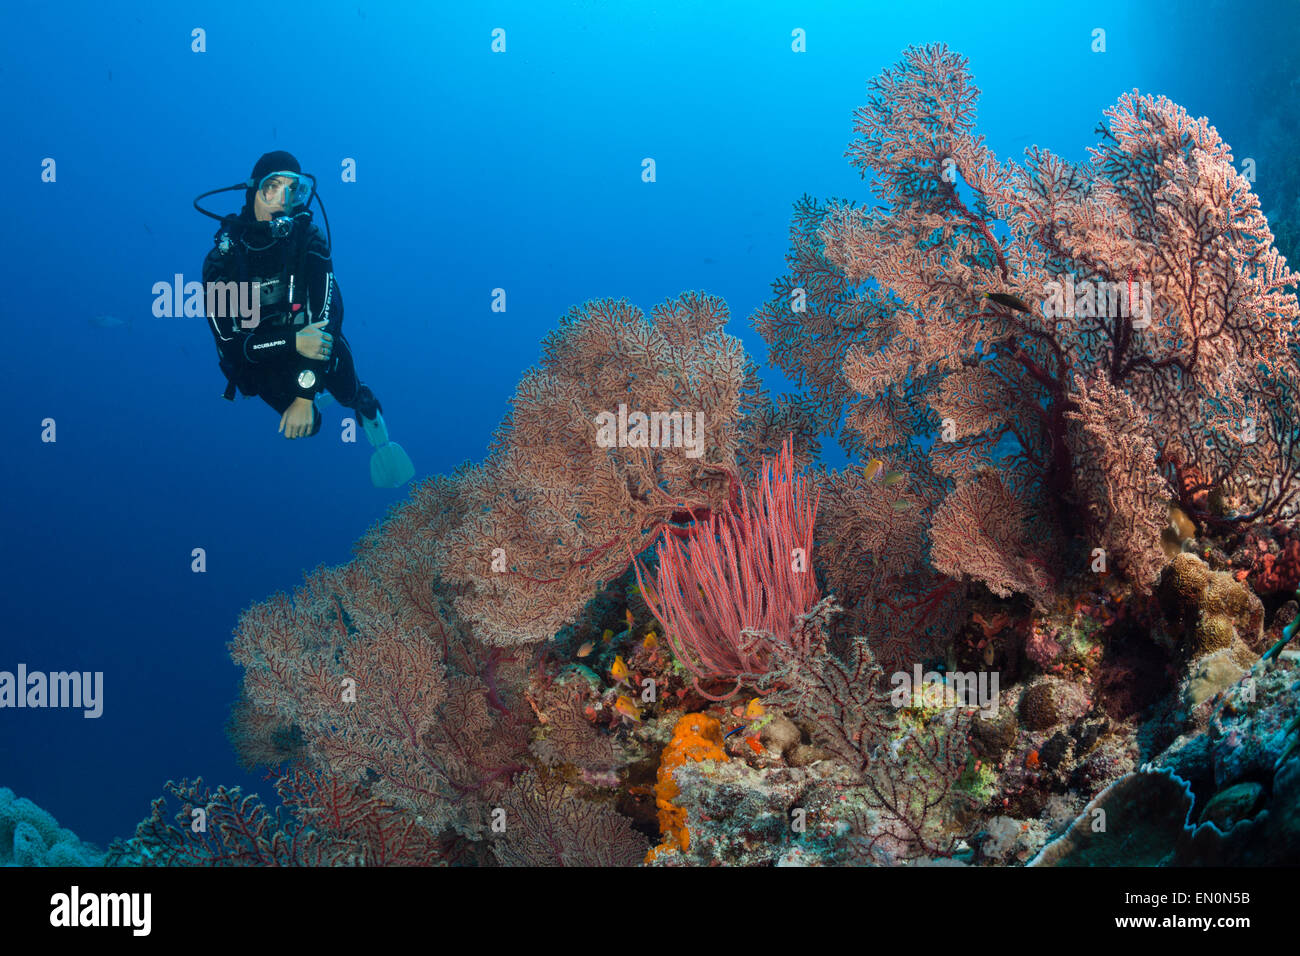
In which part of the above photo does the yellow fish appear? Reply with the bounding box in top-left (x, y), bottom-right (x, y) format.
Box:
top-left (625, 609), bottom-right (635, 630)
top-left (863, 458), bottom-right (883, 481)
top-left (576, 641), bottom-right (595, 658)
top-left (614, 695), bottom-right (642, 722)
top-left (601, 628), bottom-right (614, 644)
top-left (744, 698), bottom-right (765, 720)
top-left (611, 655), bottom-right (630, 684)
top-left (643, 631), bottom-right (658, 650)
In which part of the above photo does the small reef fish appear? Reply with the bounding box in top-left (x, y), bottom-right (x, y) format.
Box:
top-left (614, 695), bottom-right (642, 721)
top-left (576, 641), bottom-right (595, 658)
top-left (863, 458), bottom-right (884, 481)
top-left (983, 291), bottom-right (1032, 313)
top-left (744, 698), bottom-right (765, 720)
top-left (625, 609), bottom-right (635, 629)
top-left (611, 655), bottom-right (630, 684)
top-left (643, 632), bottom-right (658, 650)
top-left (882, 471), bottom-right (905, 487)
top-left (601, 628), bottom-right (614, 644)
top-left (891, 500), bottom-right (911, 512)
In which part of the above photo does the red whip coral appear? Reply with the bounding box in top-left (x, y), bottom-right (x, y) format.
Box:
top-left (634, 434), bottom-right (821, 700)
top-left (757, 43), bottom-right (1300, 616)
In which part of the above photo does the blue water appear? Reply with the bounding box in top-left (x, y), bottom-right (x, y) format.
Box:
top-left (0, 0), bottom-right (1295, 848)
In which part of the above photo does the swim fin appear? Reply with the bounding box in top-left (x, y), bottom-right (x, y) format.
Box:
top-left (361, 411), bottom-right (414, 488)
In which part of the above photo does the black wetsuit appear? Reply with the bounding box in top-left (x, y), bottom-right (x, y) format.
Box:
top-left (202, 208), bottom-right (378, 433)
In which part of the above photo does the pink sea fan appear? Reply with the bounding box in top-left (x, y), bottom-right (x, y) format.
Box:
top-left (757, 42), bottom-right (1300, 616)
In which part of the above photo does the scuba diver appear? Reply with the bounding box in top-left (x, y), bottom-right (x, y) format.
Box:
top-left (194, 150), bottom-right (414, 488)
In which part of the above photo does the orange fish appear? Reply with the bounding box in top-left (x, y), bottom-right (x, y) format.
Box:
top-left (576, 641), bottom-right (595, 658)
top-left (614, 695), bottom-right (642, 721)
top-left (625, 609), bottom-right (635, 630)
top-left (611, 655), bottom-right (630, 684)
top-left (643, 632), bottom-right (658, 650)
top-left (863, 457), bottom-right (883, 481)
top-left (744, 698), bottom-right (765, 720)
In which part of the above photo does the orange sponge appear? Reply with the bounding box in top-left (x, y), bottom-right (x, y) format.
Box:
top-left (645, 713), bottom-right (727, 862)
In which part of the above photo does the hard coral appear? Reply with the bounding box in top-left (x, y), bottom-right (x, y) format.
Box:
top-left (1019, 680), bottom-right (1065, 732)
top-left (1158, 552), bottom-right (1265, 659)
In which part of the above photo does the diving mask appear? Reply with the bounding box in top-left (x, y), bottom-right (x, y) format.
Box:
top-left (255, 171), bottom-right (315, 212)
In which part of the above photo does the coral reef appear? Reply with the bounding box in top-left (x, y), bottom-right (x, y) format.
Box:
top-left (106, 43), bottom-right (1300, 869)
